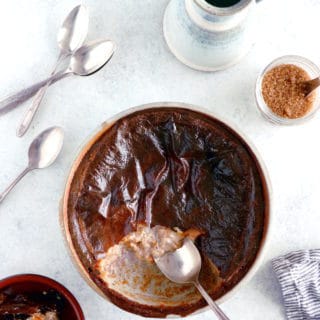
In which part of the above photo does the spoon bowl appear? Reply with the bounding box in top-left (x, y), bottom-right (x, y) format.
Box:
top-left (155, 238), bottom-right (230, 320)
top-left (155, 238), bottom-right (202, 284)
top-left (28, 127), bottom-right (64, 169)
top-left (69, 40), bottom-right (116, 76)
top-left (57, 5), bottom-right (88, 53)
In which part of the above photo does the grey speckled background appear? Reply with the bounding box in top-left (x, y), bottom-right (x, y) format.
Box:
top-left (1, 0), bottom-right (320, 319)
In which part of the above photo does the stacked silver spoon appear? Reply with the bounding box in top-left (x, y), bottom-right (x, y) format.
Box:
top-left (0, 5), bottom-right (115, 203)
top-left (16, 5), bottom-right (89, 137)
top-left (0, 5), bottom-right (115, 136)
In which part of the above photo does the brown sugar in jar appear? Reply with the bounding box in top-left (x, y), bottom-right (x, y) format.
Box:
top-left (261, 64), bottom-right (316, 119)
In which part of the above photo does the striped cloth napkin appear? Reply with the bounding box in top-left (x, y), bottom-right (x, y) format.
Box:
top-left (273, 250), bottom-right (320, 320)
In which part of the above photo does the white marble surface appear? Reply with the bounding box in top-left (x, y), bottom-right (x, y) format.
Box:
top-left (0, 0), bottom-right (320, 319)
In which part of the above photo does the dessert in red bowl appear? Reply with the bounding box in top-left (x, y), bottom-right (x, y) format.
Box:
top-left (0, 274), bottom-right (84, 320)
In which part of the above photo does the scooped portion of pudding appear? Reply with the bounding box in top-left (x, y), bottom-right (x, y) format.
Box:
top-left (96, 224), bottom-right (221, 308)
top-left (100, 223), bottom-right (202, 262)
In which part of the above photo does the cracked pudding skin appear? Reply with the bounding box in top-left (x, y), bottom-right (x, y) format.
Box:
top-left (65, 107), bottom-right (268, 317)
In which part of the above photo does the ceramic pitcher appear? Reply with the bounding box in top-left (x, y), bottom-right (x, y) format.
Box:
top-left (163, 0), bottom-right (262, 71)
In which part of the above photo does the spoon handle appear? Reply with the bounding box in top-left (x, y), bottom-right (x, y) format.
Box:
top-left (194, 281), bottom-right (230, 320)
top-left (0, 167), bottom-right (30, 204)
top-left (16, 84), bottom-right (52, 137)
top-left (0, 71), bottom-right (71, 117)
top-left (305, 77), bottom-right (320, 97)
top-left (17, 53), bottom-right (68, 137)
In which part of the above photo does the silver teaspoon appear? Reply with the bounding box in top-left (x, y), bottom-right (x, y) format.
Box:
top-left (0, 40), bottom-right (115, 116)
top-left (155, 239), bottom-right (230, 320)
top-left (0, 127), bottom-right (64, 204)
top-left (17, 5), bottom-right (89, 137)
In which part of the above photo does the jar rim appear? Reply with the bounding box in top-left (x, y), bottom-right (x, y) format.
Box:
top-left (194, 0), bottom-right (253, 16)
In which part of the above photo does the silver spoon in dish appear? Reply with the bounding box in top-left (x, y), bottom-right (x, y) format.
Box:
top-left (0, 127), bottom-right (64, 204)
top-left (0, 39), bottom-right (115, 117)
top-left (155, 238), bottom-right (230, 320)
top-left (17, 4), bottom-right (89, 137)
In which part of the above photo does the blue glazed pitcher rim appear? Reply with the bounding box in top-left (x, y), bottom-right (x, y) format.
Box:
top-left (194, 0), bottom-right (253, 15)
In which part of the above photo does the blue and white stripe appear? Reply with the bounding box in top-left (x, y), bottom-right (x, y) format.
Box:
top-left (273, 250), bottom-right (320, 320)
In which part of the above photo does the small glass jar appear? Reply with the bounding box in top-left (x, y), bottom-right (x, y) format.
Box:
top-left (255, 55), bottom-right (320, 125)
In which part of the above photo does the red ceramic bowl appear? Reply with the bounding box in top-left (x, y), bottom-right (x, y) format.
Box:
top-left (0, 274), bottom-right (84, 320)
